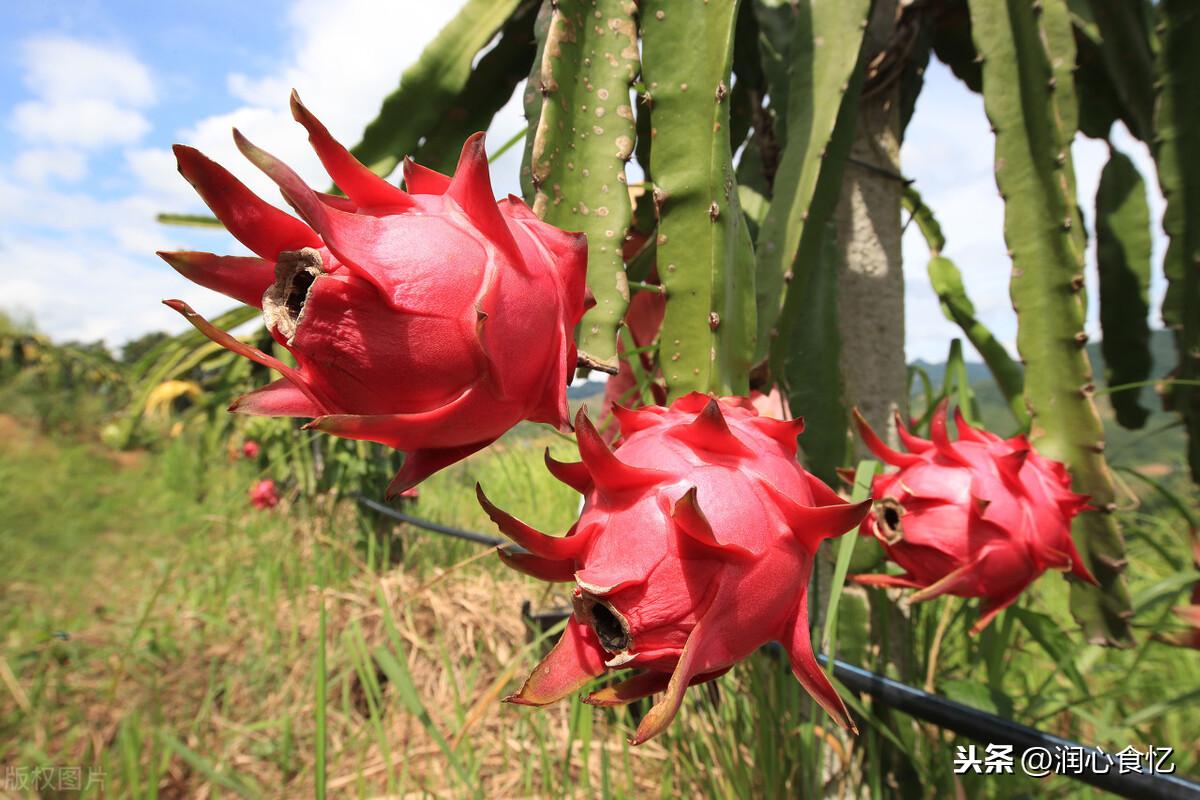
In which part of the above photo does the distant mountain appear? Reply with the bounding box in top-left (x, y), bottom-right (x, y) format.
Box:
top-left (923, 329), bottom-right (1184, 471)
top-left (567, 380), bottom-right (606, 401)
top-left (909, 358), bottom-right (992, 386)
top-left (544, 331), bottom-right (1184, 472)
top-left (914, 329), bottom-right (1175, 394)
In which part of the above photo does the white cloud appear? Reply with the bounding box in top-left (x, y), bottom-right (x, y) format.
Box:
top-left (11, 36), bottom-right (155, 150)
top-left (225, 0), bottom-right (463, 141)
top-left (124, 147), bottom-right (193, 205)
top-left (901, 61), bottom-right (1011, 363)
top-left (12, 148), bottom-right (88, 184)
top-left (3, 233), bottom-right (232, 344)
top-left (13, 98), bottom-right (150, 148)
top-left (135, 0), bottom-right (482, 229)
top-left (20, 36), bottom-right (155, 106)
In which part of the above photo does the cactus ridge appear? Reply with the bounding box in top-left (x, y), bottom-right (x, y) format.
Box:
top-left (753, 0), bottom-right (873, 367)
top-left (641, 0), bottom-right (757, 398)
top-left (521, 0), bottom-right (641, 370)
top-left (967, 0), bottom-right (1133, 646)
top-left (1153, 0), bottom-right (1200, 482)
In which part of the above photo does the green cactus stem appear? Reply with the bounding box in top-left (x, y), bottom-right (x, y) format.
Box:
top-left (350, 0), bottom-right (524, 178)
top-left (968, 0), bottom-right (1133, 646)
top-left (1153, 0), bottom-right (1200, 483)
top-left (1095, 148), bottom-right (1153, 430)
top-left (641, 0), bottom-right (756, 398)
top-left (523, 0), bottom-right (640, 371)
top-left (1082, 0), bottom-right (1155, 142)
top-left (753, 0), bottom-right (872, 367)
top-left (406, 2), bottom-right (540, 174)
top-left (520, 1), bottom-right (554, 202)
top-left (778, 219), bottom-right (847, 485)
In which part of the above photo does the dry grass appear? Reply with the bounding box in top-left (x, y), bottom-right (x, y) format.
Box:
top-left (5, 412), bottom-right (1198, 799)
top-left (1, 492), bottom-right (665, 797)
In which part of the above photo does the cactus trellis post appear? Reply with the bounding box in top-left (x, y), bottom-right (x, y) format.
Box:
top-left (833, 0), bottom-right (908, 444)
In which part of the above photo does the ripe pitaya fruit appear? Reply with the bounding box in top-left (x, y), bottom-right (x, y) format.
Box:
top-left (851, 401), bottom-right (1097, 633)
top-left (249, 478), bottom-right (279, 509)
top-left (477, 393), bottom-right (871, 744)
top-left (241, 440), bottom-right (261, 459)
top-left (160, 92), bottom-right (589, 493)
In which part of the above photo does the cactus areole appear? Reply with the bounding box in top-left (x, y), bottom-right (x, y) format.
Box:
top-left (159, 92), bottom-right (589, 493)
top-left (478, 394), bottom-right (871, 744)
top-left (851, 402), bottom-right (1098, 634)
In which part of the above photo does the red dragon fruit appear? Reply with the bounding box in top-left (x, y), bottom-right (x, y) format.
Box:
top-left (249, 478), bottom-right (279, 510)
top-left (477, 393), bottom-right (871, 744)
top-left (159, 92), bottom-right (589, 493)
top-left (241, 440), bottom-right (261, 459)
top-left (850, 401), bottom-right (1097, 633)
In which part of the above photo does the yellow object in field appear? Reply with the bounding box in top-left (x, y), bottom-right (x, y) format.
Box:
top-left (145, 380), bottom-right (201, 419)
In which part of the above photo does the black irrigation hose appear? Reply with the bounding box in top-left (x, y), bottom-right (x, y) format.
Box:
top-left (824, 658), bottom-right (1200, 800)
top-left (354, 493), bottom-right (523, 550)
top-left (358, 496), bottom-right (1200, 799)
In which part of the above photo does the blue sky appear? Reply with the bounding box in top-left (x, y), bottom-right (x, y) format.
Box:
top-left (0, 1), bottom-right (1165, 363)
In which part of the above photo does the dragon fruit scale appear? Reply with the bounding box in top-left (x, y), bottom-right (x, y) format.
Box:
top-left (850, 401), bottom-right (1098, 634)
top-left (159, 92), bottom-right (589, 493)
top-left (477, 393), bottom-right (872, 744)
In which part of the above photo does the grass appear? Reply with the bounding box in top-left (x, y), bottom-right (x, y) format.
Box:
top-left (0, 416), bottom-right (666, 796)
top-left (1, 408), bottom-right (1198, 798)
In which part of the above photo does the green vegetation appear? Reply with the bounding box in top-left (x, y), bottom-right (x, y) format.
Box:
top-left (7, 0), bottom-right (1200, 793)
top-left (1, 337), bottom-right (1196, 796)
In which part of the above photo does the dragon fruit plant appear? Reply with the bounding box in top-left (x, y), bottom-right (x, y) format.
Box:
top-left (851, 401), bottom-right (1098, 634)
top-left (476, 393), bottom-right (871, 744)
top-left (160, 92), bottom-right (589, 493)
